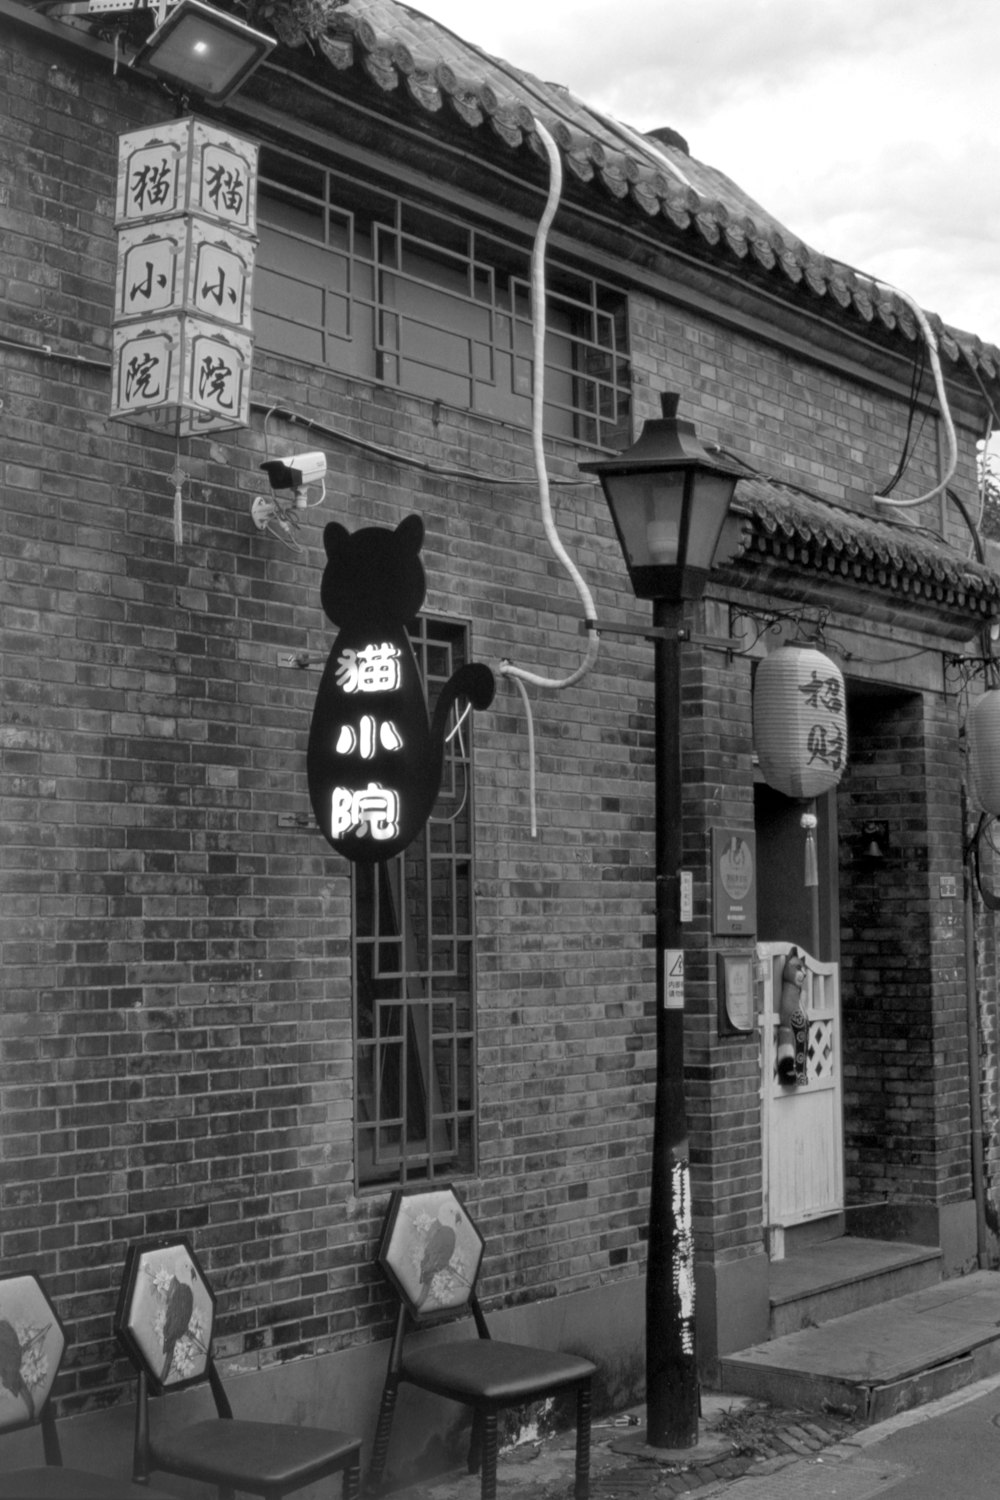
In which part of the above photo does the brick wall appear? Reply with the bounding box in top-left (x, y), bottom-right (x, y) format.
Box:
top-left (840, 688), bottom-right (972, 1208)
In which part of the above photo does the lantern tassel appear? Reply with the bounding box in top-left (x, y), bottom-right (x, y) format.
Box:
top-left (171, 461), bottom-right (186, 546)
top-left (802, 808), bottom-right (818, 888)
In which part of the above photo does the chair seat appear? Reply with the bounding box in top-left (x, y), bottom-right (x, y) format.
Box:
top-left (151, 1417), bottom-right (361, 1490)
top-left (401, 1339), bottom-right (595, 1404)
top-left (0, 1469), bottom-right (177, 1500)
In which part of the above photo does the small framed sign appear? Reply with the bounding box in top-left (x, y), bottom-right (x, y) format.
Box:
top-left (717, 951), bottom-right (755, 1036)
top-left (711, 827), bottom-right (756, 935)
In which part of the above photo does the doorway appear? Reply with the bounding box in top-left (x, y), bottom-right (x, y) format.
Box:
top-left (755, 784), bottom-right (842, 1252)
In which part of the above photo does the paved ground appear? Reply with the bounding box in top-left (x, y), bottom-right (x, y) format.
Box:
top-left (379, 1390), bottom-right (864, 1499)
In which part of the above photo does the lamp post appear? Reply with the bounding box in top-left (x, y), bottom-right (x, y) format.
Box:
top-left (580, 393), bottom-right (741, 1449)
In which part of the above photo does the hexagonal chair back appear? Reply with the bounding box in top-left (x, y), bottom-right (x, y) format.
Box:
top-left (0, 1270), bottom-right (177, 1499)
top-left (366, 1186), bottom-right (594, 1500)
top-left (115, 1237), bottom-right (362, 1500)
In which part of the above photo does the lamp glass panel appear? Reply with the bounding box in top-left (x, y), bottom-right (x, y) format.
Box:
top-left (685, 471), bottom-right (738, 571)
top-left (604, 470), bottom-right (686, 569)
top-left (144, 17), bottom-right (263, 98)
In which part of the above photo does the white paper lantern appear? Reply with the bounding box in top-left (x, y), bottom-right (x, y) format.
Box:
top-left (753, 645), bottom-right (848, 799)
top-left (967, 689), bottom-right (1000, 814)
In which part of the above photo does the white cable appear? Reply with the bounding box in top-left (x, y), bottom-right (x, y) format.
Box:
top-left (976, 411), bottom-right (994, 539)
top-left (498, 117), bottom-right (601, 693)
top-left (607, 114), bottom-right (695, 191)
top-left (866, 279), bottom-right (959, 508)
top-left (506, 672), bottom-right (538, 838)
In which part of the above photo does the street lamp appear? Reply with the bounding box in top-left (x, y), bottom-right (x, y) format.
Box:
top-left (580, 392), bottom-right (741, 1449)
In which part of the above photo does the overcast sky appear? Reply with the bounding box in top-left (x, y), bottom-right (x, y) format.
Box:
top-left (406, 0), bottom-right (1000, 349)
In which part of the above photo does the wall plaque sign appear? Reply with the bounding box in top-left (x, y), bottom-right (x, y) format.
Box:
top-left (711, 827), bottom-right (757, 935)
top-left (717, 951), bottom-right (755, 1035)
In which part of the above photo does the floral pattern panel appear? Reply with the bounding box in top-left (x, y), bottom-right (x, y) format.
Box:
top-left (0, 1274), bottom-right (65, 1432)
top-left (378, 1188), bottom-right (484, 1317)
top-left (117, 1240), bottom-right (215, 1391)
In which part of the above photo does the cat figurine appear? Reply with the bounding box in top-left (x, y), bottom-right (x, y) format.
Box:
top-left (776, 947), bottom-right (808, 1086)
top-left (307, 513), bottom-right (495, 862)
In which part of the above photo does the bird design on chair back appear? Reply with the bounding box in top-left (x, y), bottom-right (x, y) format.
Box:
top-left (0, 1320), bottom-right (35, 1422)
top-left (159, 1275), bottom-right (195, 1384)
top-left (414, 1211), bottom-right (461, 1309)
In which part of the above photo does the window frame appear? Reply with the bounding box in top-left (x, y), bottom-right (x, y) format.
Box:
top-left (352, 615), bottom-right (480, 1190)
top-left (256, 143), bottom-right (632, 447)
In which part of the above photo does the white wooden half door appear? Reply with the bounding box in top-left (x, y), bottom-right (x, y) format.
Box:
top-left (757, 940), bottom-right (844, 1249)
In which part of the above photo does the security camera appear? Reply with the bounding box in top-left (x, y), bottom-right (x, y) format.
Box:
top-left (260, 451), bottom-right (327, 506)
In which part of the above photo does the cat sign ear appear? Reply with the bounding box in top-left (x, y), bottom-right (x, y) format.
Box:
top-left (396, 514), bottom-right (424, 553)
top-left (323, 521), bottom-right (350, 558)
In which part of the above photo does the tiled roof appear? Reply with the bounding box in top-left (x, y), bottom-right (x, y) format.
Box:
top-left (728, 476), bottom-right (1000, 623)
top-left (318, 0), bottom-right (1000, 386)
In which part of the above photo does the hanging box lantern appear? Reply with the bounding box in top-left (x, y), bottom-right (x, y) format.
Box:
top-left (111, 117), bottom-right (258, 441)
top-left (967, 688), bottom-right (1000, 814)
top-left (753, 644), bottom-right (848, 799)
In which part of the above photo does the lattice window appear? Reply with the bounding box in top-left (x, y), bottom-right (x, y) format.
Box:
top-left (353, 617), bottom-right (478, 1188)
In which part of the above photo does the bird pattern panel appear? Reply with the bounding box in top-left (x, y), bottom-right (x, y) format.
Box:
top-left (118, 1241), bottom-right (214, 1390)
top-left (378, 1187), bottom-right (484, 1317)
top-left (0, 1274), bottom-right (64, 1431)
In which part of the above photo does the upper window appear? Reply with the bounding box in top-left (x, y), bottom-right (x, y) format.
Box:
top-left (256, 145), bottom-right (632, 447)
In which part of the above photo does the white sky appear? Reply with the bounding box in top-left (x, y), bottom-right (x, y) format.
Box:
top-left (404, 0), bottom-right (1000, 348)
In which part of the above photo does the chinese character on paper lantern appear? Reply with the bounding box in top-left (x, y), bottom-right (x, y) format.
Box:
top-left (752, 644), bottom-right (848, 799)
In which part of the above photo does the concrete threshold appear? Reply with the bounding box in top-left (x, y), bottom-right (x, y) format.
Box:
top-left (768, 1237), bottom-right (941, 1309)
top-left (719, 1269), bottom-right (1000, 1422)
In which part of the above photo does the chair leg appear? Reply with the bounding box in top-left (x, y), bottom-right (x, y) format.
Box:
top-left (343, 1455), bottom-right (361, 1500)
top-left (574, 1380), bottom-right (592, 1500)
top-left (467, 1410), bottom-right (482, 1475)
top-left (478, 1411), bottom-right (498, 1500)
top-left (366, 1375), bottom-right (399, 1494)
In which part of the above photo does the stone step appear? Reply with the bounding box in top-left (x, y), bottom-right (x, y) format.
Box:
top-left (719, 1269), bottom-right (1000, 1423)
top-left (768, 1236), bottom-right (942, 1337)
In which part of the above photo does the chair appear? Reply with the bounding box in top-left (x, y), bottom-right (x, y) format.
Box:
top-left (367, 1186), bottom-right (595, 1500)
top-left (0, 1269), bottom-right (177, 1499)
top-left (114, 1237), bottom-right (362, 1500)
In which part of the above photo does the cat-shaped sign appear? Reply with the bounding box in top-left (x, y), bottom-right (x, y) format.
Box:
top-left (307, 514), bottom-right (495, 862)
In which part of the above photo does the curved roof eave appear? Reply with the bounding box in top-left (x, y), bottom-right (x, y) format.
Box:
top-left (315, 0), bottom-right (1000, 390)
top-left (720, 476), bottom-right (1000, 638)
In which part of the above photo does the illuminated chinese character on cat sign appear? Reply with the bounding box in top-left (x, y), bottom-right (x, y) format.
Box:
top-left (329, 643), bottom-right (406, 841)
top-left (307, 516), bottom-right (495, 864)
